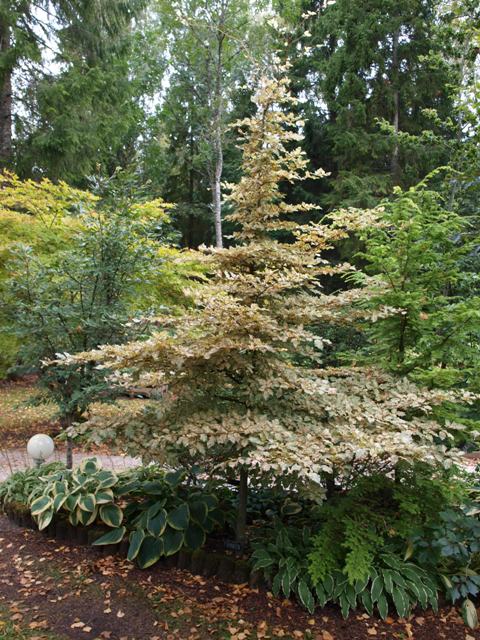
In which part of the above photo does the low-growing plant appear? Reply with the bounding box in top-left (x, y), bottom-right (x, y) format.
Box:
top-left (313, 551), bottom-right (438, 620)
top-left (251, 521), bottom-right (316, 611)
top-left (413, 507), bottom-right (480, 628)
top-left (307, 467), bottom-right (466, 585)
top-left (29, 457), bottom-right (122, 532)
top-left (114, 468), bottom-right (224, 568)
top-left (0, 462), bottom-right (64, 507)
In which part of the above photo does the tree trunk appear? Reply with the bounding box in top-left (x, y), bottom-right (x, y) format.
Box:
top-left (66, 435), bottom-right (73, 469)
top-left (0, 20), bottom-right (12, 168)
top-left (235, 468), bottom-right (248, 544)
top-left (390, 28), bottom-right (401, 186)
top-left (211, 16), bottom-right (225, 249)
top-left (212, 155), bottom-right (223, 248)
top-left (60, 415), bottom-right (74, 469)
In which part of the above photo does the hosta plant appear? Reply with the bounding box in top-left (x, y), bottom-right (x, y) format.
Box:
top-left (313, 552), bottom-right (438, 620)
top-left (29, 457), bottom-right (123, 534)
top-left (413, 507), bottom-right (480, 628)
top-left (251, 523), bottom-right (316, 613)
top-left (0, 463), bottom-right (64, 507)
top-left (117, 468), bottom-right (224, 569)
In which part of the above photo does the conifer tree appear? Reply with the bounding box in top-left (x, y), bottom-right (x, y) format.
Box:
top-left (72, 71), bottom-right (469, 540)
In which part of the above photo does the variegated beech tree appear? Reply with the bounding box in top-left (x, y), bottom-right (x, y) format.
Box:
top-left (70, 73), bottom-right (470, 541)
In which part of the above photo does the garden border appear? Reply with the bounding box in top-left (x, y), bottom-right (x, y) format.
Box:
top-left (3, 501), bottom-right (265, 588)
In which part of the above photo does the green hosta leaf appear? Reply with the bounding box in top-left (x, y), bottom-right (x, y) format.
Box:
top-left (163, 527), bottom-right (184, 556)
top-left (201, 494), bottom-right (218, 510)
top-left (92, 526), bottom-right (126, 546)
top-left (127, 529), bottom-right (146, 561)
top-left (137, 536), bottom-right (164, 569)
top-left (354, 576), bottom-right (369, 594)
top-left (404, 540), bottom-right (414, 561)
top-left (339, 594), bottom-right (350, 619)
top-left (78, 494), bottom-right (96, 512)
top-left (252, 554), bottom-right (274, 571)
top-left (97, 471), bottom-right (117, 489)
top-left (361, 588), bottom-right (373, 615)
top-left (37, 508), bottom-right (53, 531)
top-left (96, 490), bottom-right (114, 504)
top-left (77, 506), bottom-right (98, 526)
top-left (69, 509), bottom-right (80, 526)
top-left (52, 481), bottom-right (66, 496)
top-left (323, 574), bottom-right (334, 597)
top-left (377, 593), bottom-right (388, 620)
top-left (189, 501), bottom-right (208, 525)
top-left (167, 503), bottom-right (190, 530)
top-left (281, 500), bottom-right (302, 516)
top-left (462, 598), bottom-right (478, 630)
top-left (184, 522), bottom-right (206, 551)
top-left (31, 496), bottom-right (53, 516)
top-left (100, 504), bottom-right (123, 528)
top-left (282, 570), bottom-right (292, 598)
top-left (345, 584), bottom-right (357, 609)
top-left (53, 493), bottom-right (67, 512)
top-left (297, 580), bottom-right (314, 614)
top-left (272, 572), bottom-right (282, 597)
top-left (65, 494), bottom-right (79, 512)
top-left (371, 576), bottom-right (383, 603)
top-left (390, 570), bottom-right (407, 589)
top-left (147, 501), bottom-right (166, 519)
top-left (79, 458), bottom-right (100, 474)
top-left (147, 509), bottom-right (167, 537)
top-left (382, 570), bottom-right (394, 594)
top-left (392, 587), bottom-right (409, 618)
top-left (315, 583), bottom-right (328, 607)
top-left (142, 480), bottom-right (167, 495)
top-left (165, 469), bottom-right (186, 487)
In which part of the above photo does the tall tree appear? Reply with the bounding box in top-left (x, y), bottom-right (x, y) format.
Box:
top-left (18, 0), bottom-right (147, 183)
top-left (280, 0), bottom-right (460, 209)
top-left (69, 73), bottom-right (466, 542)
top-left (148, 0), bottom-right (266, 248)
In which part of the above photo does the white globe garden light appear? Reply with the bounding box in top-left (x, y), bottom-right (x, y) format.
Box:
top-left (27, 434), bottom-right (55, 468)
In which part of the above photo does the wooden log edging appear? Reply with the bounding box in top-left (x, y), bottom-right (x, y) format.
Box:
top-left (3, 502), bottom-right (264, 588)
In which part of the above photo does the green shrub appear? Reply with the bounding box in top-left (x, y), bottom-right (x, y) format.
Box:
top-left (308, 467), bottom-right (466, 585)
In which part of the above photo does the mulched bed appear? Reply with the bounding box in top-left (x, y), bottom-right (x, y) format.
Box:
top-left (0, 517), bottom-right (478, 640)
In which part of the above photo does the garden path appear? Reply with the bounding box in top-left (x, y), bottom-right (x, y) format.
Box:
top-left (0, 448), bottom-right (140, 481)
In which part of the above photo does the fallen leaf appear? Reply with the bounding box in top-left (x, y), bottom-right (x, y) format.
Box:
top-left (116, 610), bottom-right (125, 618)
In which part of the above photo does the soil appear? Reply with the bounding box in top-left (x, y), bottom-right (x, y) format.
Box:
top-left (0, 517), bottom-right (478, 640)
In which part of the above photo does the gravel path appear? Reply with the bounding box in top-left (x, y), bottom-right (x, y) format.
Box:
top-left (0, 447), bottom-right (140, 480)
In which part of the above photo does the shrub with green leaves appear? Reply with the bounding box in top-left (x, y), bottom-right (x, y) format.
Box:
top-left (307, 467), bottom-right (466, 585)
top-left (114, 468), bottom-right (224, 569)
top-left (29, 457), bottom-right (122, 532)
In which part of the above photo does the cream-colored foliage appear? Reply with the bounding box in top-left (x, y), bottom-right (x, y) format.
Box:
top-left (70, 74), bottom-right (471, 492)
